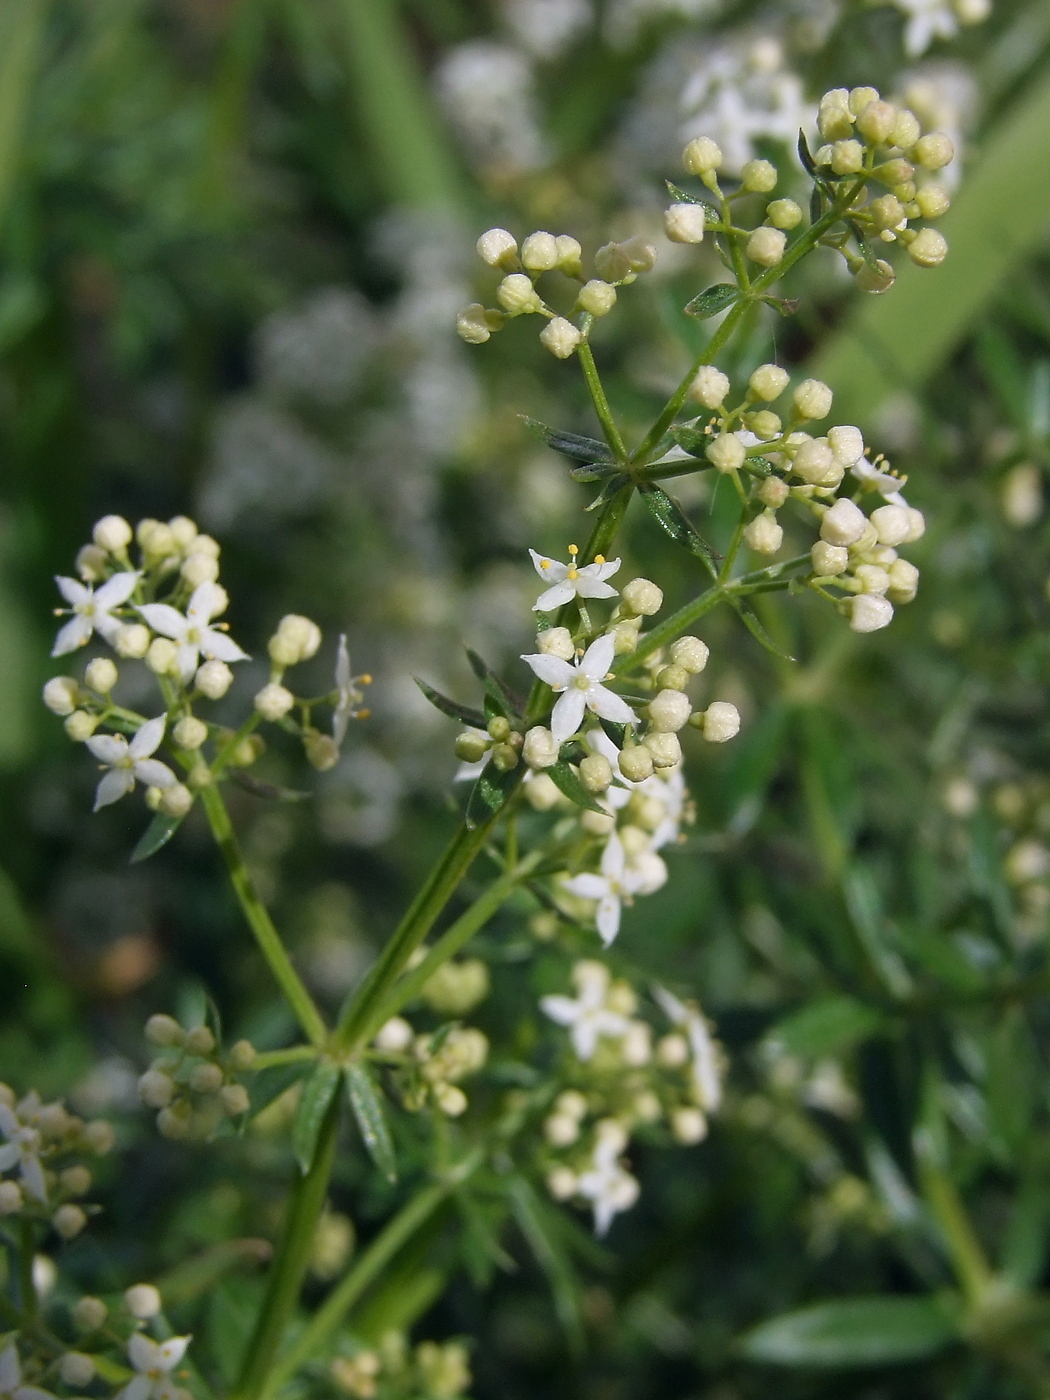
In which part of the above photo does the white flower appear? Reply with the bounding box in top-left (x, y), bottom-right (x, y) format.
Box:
top-left (561, 832), bottom-right (647, 945)
top-left (529, 547), bottom-right (621, 612)
top-left (894, 0), bottom-right (958, 56)
top-left (521, 633), bottom-right (636, 746)
top-left (51, 572), bottom-right (140, 656)
top-left (138, 582), bottom-right (249, 684)
top-left (653, 986), bottom-right (723, 1112)
top-left (540, 962), bottom-right (630, 1060)
top-left (0, 1105), bottom-right (46, 1203)
top-left (576, 1120), bottom-right (640, 1236)
top-left (0, 1344), bottom-right (57, 1400)
top-left (584, 729), bottom-right (686, 848)
top-left (332, 634), bottom-right (368, 745)
top-left (851, 455), bottom-right (908, 505)
top-left (116, 1335), bottom-right (191, 1400)
top-left (85, 717), bottom-right (177, 810)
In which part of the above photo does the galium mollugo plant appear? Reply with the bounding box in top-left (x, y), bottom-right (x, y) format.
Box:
top-left (19, 80), bottom-right (960, 1400)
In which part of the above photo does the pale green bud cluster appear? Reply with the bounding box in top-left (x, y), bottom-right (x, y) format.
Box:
top-left (139, 1016), bottom-right (257, 1141)
top-left (331, 1333), bottom-right (472, 1400)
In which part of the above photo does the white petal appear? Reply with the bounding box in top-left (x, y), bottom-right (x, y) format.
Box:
top-left (54, 576), bottom-right (89, 606)
top-left (177, 644), bottom-right (199, 683)
top-left (579, 633), bottom-right (616, 680)
top-left (550, 689), bottom-right (586, 745)
top-left (134, 760), bottom-right (176, 789)
top-left (573, 577), bottom-right (619, 601)
top-left (137, 604), bottom-right (188, 640)
top-left (94, 768), bottom-right (134, 810)
top-left (21, 1154), bottom-right (47, 1202)
top-left (533, 582), bottom-right (577, 612)
top-left (593, 557), bottom-right (621, 581)
top-left (52, 615), bottom-right (93, 657)
top-left (600, 833), bottom-right (625, 881)
top-left (529, 550), bottom-right (568, 583)
top-left (199, 628), bottom-right (249, 664)
top-left (128, 1335), bottom-right (163, 1374)
top-left (94, 571), bottom-right (141, 608)
top-left (155, 1338), bottom-right (190, 1370)
top-left (120, 1377), bottom-right (152, 1400)
top-left (572, 1022), bottom-right (601, 1061)
top-left (86, 734), bottom-right (129, 765)
top-left (563, 873), bottom-right (609, 901)
top-left (539, 995), bottom-right (582, 1027)
top-left (0, 1103), bottom-right (16, 1137)
top-left (0, 1142), bottom-right (19, 1169)
top-left (586, 685), bottom-right (637, 728)
top-left (0, 1343), bottom-right (21, 1391)
top-left (129, 716), bottom-right (166, 759)
top-left (93, 611), bottom-right (124, 644)
top-left (596, 894), bottom-right (622, 946)
top-left (188, 581), bottom-right (222, 623)
top-left (521, 652), bottom-right (576, 689)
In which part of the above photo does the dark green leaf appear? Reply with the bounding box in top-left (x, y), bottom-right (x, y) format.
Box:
top-left (520, 415), bottom-right (614, 463)
top-left (546, 759), bottom-right (608, 815)
top-left (766, 995), bottom-right (886, 1060)
top-left (599, 718), bottom-right (629, 749)
top-left (670, 421), bottom-right (714, 457)
top-left (414, 677), bottom-right (488, 729)
top-left (292, 1060), bottom-right (340, 1174)
top-left (465, 648), bottom-right (523, 719)
top-left (797, 129), bottom-right (816, 176)
top-left (730, 597), bottom-right (796, 662)
top-left (809, 184), bottom-right (823, 224)
top-left (454, 1188), bottom-right (515, 1288)
top-left (740, 1295), bottom-right (959, 1368)
top-left (228, 771), bottom-right (311, 802)
top-left (569, 460), bottom-right (618, 482)
top-left (639, 484), bottom-right (720, 577)
top-left (664, 181), bottom-right (719, 221)
top-left (154, 1238), bottom-right (273, 1307)
top-left (344, 1063), bottom-right (397, 1184)
top-left (507, 1176), bottom-right (586, 1357)
top-left (585, 472), bottom-right (631, 512)
top-left (247, 1061), bottom-right (313, 1121)
top-left (684, 283), bottom-right (739, 320)
top-left (130, 814), bottom-right (183, 863)
top-left (466, 762), bottom-right (522, 830)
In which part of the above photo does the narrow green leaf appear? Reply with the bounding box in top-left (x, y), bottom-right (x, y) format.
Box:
top-left (568, 461), bottom-right (618, 482)
top-left (797, 128), bottom-right (816, 176)
top-left (546, 760), bottom-right (608, 815)
top-left (507, 1176), bottom-right (586, 1356)
top-left (765, 995), bottom-right (885, 1060)
top-left (584, 471), bottom-right (631, 512)
top-left (154, 1239), bottom-right (273, 1308)
top-left (730, 597), bottom-right (796, 662)
top-left (465, 648), bottom-right (523, 719)
top-left (684, 282), bottom-right (739, 320)
top-left (292, 1060), bottom-right (340, 1175)
top-left (598, 718), bottom-right (629, 749)
top-left (669, 421), bottom-right (713, 458)
top-left (465, 762), bottom-right (521, 830)
top-left (130, 814), bottom-right (183, 864)
top-left (664, 181), bottom-right (719, 221)
top-left (520, 415), bottom-right (614, 463)
top-left (639, 484), bottom-right (720, 576)
top-left (228, 772), bottom-right (311, 802)
top-left (414, 677), bottom-right (488, 729)
top-left (740, 1295), bottom-right (959, 1368)
top-left (344, 1063), bottom-right (397, 1184)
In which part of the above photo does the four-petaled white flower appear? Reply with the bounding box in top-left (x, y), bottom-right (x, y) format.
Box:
top-left (653, 986), bottom-right (723, 1113)
top-left (851, 455), bottom-right (907, 506)
top-left (576, 1120), bottom-right (640, 1237)
top-left (52, 572), bottom-right (140, 657)
top-left (85, 717), bottom-right (177, 810)
top-left (561, 832), bottom-right (647, 945)
top-left (332, 635), bottom-right (368, 746)
top-left (540, 962), bottom-right (630, 1060)
top-left (0, 1105), bottom-right (46, 1203)
top-left (0, 1343), bottom-right (57, 1400)
top-left (894, 0), bottom-right (959, 56)
top-left (521, 633), bottom-right (635, 746)
top-left (117, 1335), bottom-right (191, 1400)
top-left (138, 582), bottom-right (249, 684)
top-left (529, 546), bottom-right (621, 612)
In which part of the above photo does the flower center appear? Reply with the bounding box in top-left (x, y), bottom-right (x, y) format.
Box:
top-left (573, 673), bottom-right (592, 691)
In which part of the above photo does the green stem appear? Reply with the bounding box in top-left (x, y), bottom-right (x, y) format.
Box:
top-left (263, 1151), bottom-right (483, 1398)
top-left (235, 1101), bottom-right (340, 1400)
top-left (198, 784), bottom-right (327, 1049)
top-left (917, 1154), bottom-right (993, 1308)
top-left (717, 506), bottom-right (750, 584)
top-left (252, 1046), bottom-right (319, 1071)
top-left (618, 584), bottom-right (726, 670)
top-left (577, 341), bottom-right (627, 461)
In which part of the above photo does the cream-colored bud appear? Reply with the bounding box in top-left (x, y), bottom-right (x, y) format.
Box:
top-left (181, 553), bottom-right (219, 587)
top-left (890, 108), bottom-right (921, 149)
top-left (648, 689), bottom-right (691, 732)
top-left (189, 1062), bottom-right (223, 1094)
top-left (76, 544), bottom-right (108, 581)
top-left (682, 136), bottom-right (722, 174)
top-left (124, 1283), bottom-right (161, 1319)
top-left (907, 227), bottom-right (948, 267)
top-left (612, 616), bottom-right (640, 654)
top-left (708, 433), bottom-right (746, 473)
top-left (522, 726), bottom-right (559, 769)
top-left (671, 1107), bottom-right (708, 1144)
top-left (830, 139), bottom-right (864, 175)
top-left (644, 731), bottom-right (682, 768)
top-left (374, 1016), bottom-right (413, 1053)
top-left (828, 425), bottom-right (865, 466)
top-left (670, 635), bottom-right (709, 673)
top-left (819, 497), bottom-right (867, 546)
top-left (621, 236), bottom-right (657, 273)
top-left (664, 203), bottom-right (706, 244)
top-left (578, 808), bottom-right (615, 836)
top-left (656, 1032), bottom-right (688, 1067)
top-left (579, 753), bottom-right (612, 792)
top-left (743, 510), bottom-right (784, 554)
top-left (53, 1204), bottom-right (87, 1239)
top-left (456, 304), bottom-right (497, 344)
top-left (793, 378), bottom-right (833, 420)
top-left (765, 198), bottom-right (802, 231)
top-left (701, 701), bottom-right (740, 742)
top-left (304, 731), bottom-right (340, 771)
top-left (43, 676), bottom-right (79, 716)
top-left (538, 626), bottom-right (575, 660)
top-left (811, 541), bottom-right (849, 576)
top-left (520, 231), bottom-right (559, 271)
top-left (913, 132), bottom-right (954, 170)
top-left (854, 258), bottom-right (895, 294)
top-left (84, 657), bottom-right (118, 693)
top-left (656, 663), bottom-right (689, 691)
top-left (544, 1113), bottom-right (580, 1147)
top-left (817, 89), bottom-right (853, 141)
top-left (227, 1038), bottom-right (256, 1072)
top-left (168, 516), bottom-right (197, 548)
top-left (497, 273), bottom-right (541, 314)
top-left (848, 86), bottom-right (880, 116)
top-left (64, 711), bottom-right (98, 742)
top-left (219, 1084), bottom-right (250, 1117)
top-left (868, 194), bottom-right (905, 231)
top-left (72, 1297), bottom-right (107, 1331)
top-left (454, 731), bottom-right (489, 764)
top-left (556, 234), bottom-right (583, 274)
top-left (850, 594), bottom-right (893, 632)
top-left (0, 1181), bottom-right (22, 1214)
top-left (114, 622), bottom-right (151, 659)
top-left (525, 772), bottom-right (561, 811)
top-left (870, 504), bottom-right (911, 546)
top-left (887, 558), bottom-right (920, 603)
top-left (741, 158), bottom-right (777, 192)
top-left (146, 638), bottom-right (178, 675)
top-left (254, 683), bottom-right (295, 721)
top-left (619, 744), bottom-right (654, 781)
top-left (593, 242), bottom-right (632, 281)
top-left (856, 100), bottom-right (897, 145)
top-left (689, 365), bottom-right (730, 408)
top-left (746, 226), bottom-right (786, 267)
top-left (189, 534), bottom-right (220, 559)
top-left (792, 439), bottom-right (841, 487)
top-left (138, 1070), bottom-right (174, 1108)
top-left (93, 515), bottom-right (133, 554)
top-left (904, 507), bottom-right (926, 542)
top-left (434, 1083), bottom-right (468, 1117)
top-left (758, 476), bottom-right (789, 508)
top-left (159, 784), bottom-right (193, 819)
top-left (83, 1120), bottom-right (114, 1154)
top-left (915, 185), bottom-right (950, 219)
top-left (854, 564), bottom-right (891, 595)
top-left (577, 280), bottom-right (617, 316)
top-left (145, 1013), bottom-right (183, 1047)
top-left (547, 1167), bottom-right (577, 1201)
top-left (749, 363), bottom-right (790, 401)
top-left (621, 577), bottom-right (663, 615)
top-left (476, 227), bottom-right (518, 268)
top-left (173, 717), bottom-right (207, 750)
top-left (539, 316), bottom-right (582, 359)
top-left (183, 1025), bottom-right (214, 1055)
top-left (194, 660), bottom-right (233, 700)
top-left (139, 520), bottom-right (175, 557)
top-left (59, 1165), bottom-right (91, 1199)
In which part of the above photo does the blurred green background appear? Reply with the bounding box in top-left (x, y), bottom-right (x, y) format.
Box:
top-left (4, 0), bottom-right (1050, 1396)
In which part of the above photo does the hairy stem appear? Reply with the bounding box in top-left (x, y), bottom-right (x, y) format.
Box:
top-left (198, 784), bottom-right (327, 1049)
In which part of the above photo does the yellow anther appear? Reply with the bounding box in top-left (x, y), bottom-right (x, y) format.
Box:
top-left (594, 554), bottom-right (605, 564)
top-left (568, 544), bottom-right (579, 556)
top-left (360, 674), bottom-right (373, 684)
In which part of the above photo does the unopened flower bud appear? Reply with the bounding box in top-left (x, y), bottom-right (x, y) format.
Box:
top-left (854, 257), bottom-right (895, 294)
top-left (870, 504), bottom-right (911, 546)
top-left (887, 558), bottom-right (920, 603)
top-left (758, 476), bottom-right (789, 508)
top-left (539, 316), bottom-right (582, 359)
top-left (114, 623), bottom-right (151, 659)
top-left (53, 1204), bottom-right (87, 1239)
top-left (708, 433), bottom-right (746, 473)
top-left (520, 230), bottom-right (559, 271)
top-left (913, 132), bottom-right (954, 170)
top-left (0, 1181), bottom-right (22, 1214)
top-left (93, 515), bottom-right (133, 554)
top-left (173, 717), bottom-right (208, 750)
top-left (522, 726), bottom-right (559, 769)
top-left (145, 1013), bottom-right (184, 1047)
top-left (621, 578), bottom-right (663, 615)
top-left (811, 541), bottom-right (849, 576)
top-left (189, 1063), bottom-right (223, 1093)
top-left (669, 636), bottom-right (709, 673)
top-left (689, 365), bottom-right (730, 408)
top-left (181, 553), bottom-right (219, 587)
top-left (487, 715), bottom-right (511, 741)
top-left (793, 378), bottom-right (833, 420)
top-left (167, 516), bottom-right (197, 548)
top-left (83, 1120), bottom-right (114, 1154)
top-left (621, 236), bottom-right (657, 273)
top-left (138, 1069), bottom-right (175, 1109)
top-left (579, 753), bottom-right (612, 793)
top-left (146, 638), bottom-right (178, 675)
top-left (907, 227), bottom-right (948, 267)
top-left (434, 1083), bottom-right (468, 1117)
top-left (547, 1167), bottom-right (577, 1200)
top-left (254, 683), bottom-right (295, 721)
top-left (43, 677), bottom-right (79, 715)
top-left (749, 410), bottom-right (782, 440)
top-left (545, 1113), bottom-right (579, 1146)
top-left (304, 730), bottom-right (339, 771)
top-left (854, 564), bottom-right (891, 595)
top-left (593, 242), bottom-right (632, 281)
top-left (644, 731), bottom-right (682, 768)
top-left (648, 689), bottom-right (691, 732)
top-left (490, 742), bottom-right (519, 772)
top-left (537, 626), bottom-right (575, 660)
top-left (124, 1283), bottom-right (162, 1319)
top-left (747, 226), bottom-right (786, 267)
top-left (850, 594), bottom-right (893, 632)
top-left (184, 1024), bottom-right (215, 1055)
top-left (455, 731), bottom-right (489, 763)
top-left (228, 1039), bottom-right (256, 1071)
top-left (214, 1083), bottom-right (248, 1117)
top-left (848, 86), bottom-right (880, 115)
top-left (699, 701), bottom-right (740, 742)
top-left (656, 664), bottom-right (689, 691)
top-left (497, 273), bottom-right (541, 314)
top-left (556, 234), bottom-right (583, 275)
top-left (64, 711), bottom-right (98, 742)
top-left (456, 304), bottom-right (501, 344)
top-left (577, 280), bottom-right (616, 316)
top-left (741, 158), bottom-right (777, 192)
top-left (664, 203), bottom-right (706, 244)
top-left (856, 100), bottom-right (897, 145)
top-left (84, 657), bottom-right (117, 693)
top-left (915, 185), bottom-right (950, 219)
top-left (59, 1353), bottom-right (95, 1391)
top-left (76, 544), bottom-right (108, 581)
top-left (612, 617), bottom-right (641, 654)
top-left (868, 193), bottom-right (905, 231)
top-left (138, 520), bottom-right (175, 558)
top-left (765, 198), bottom-right (802, 230)
top-left (749, 363), bottom-right (790, 400)
top-left (682, 136), bottom-right (722, 174)
top-left (890, 108), bottom-right (921, 149)
top-left (828, 425), bottom-right (865, 466)
top-left (743, 510), bottom-right (784, 554)
top-left (526, 773), bottom-right (561, 810)
top-left (619, 744), bottom-right (654, 781)
top-left (476, 227), bottom-right (518, 268)
top-left (819, 498), bottom-right (867, 546)
top-left (156, 1105), bottom-right (192, 1140)
top-left (72, 1297), bottom-right (106, 1331)
top-left (580, 807), bottom-right (615, 835)
top-left (792, 438), bottom-right (842, 487)
top-left (830, 139), bottom-right (864, 175)
top-left (817, 89), bottom-right (853, 141)
top-left (671, 1107), bottom-right (708, 1143)
top-left (374, 1017), bottom-right (413, 1052)
top-left (196, 660), bottom-right (233, 699)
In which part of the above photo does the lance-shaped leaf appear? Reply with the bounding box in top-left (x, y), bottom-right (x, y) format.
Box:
top-left (507, 1176), bottom-right (586, 1356)
top-left (730, 597), bottom-right (796, 662)
top-left (797, 128), bottom-right (817, 176)
top-left (344, 1063), bottom-right (397, 1184)
top-left (131, 813), bottom-right (183, 864)
top-left (740, 1295), bottom-right (960, 1367)
top-left (292, 1059), bottom-right (341, 1174)
top-left (669, 421), bottom-right (714, 457)
top-left (765, 994), bottom-right (886, 1060)
top-left (546, 759), bottom-right (609, 815)
top-left (684, 283), bottom-right (740, 320)
top-left (569, 460), bottom-right (619, 482)
top-left (584, 472), bottom-right (631, 512)
top-left (639, 484), bottom-right (720, 576)
top-left (521, 416), bottom-right (614, 464)
top-left (229, 772), bottom-right (311, 802)
top-left (415, 677), bottom-right (488, 729)
top-left (466, 762), bottom-right (522, 830)
top-left (466, 648), bottom-right (523, 719)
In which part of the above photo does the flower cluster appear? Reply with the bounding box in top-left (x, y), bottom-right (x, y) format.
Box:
top-left (330, 1332), bottom-right (471, 1400)
top-left (538, 962), bottom-right (724, 1233)
top-left (137, 1015), bottom-right (257, 1141)
top-left (43, 516), bottom-right (370, 824)
top-left (373, 1018), bottom-right (489, 1119)
top-left (0, 1085), bottom-right (113, 1236)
